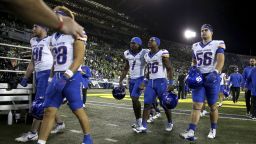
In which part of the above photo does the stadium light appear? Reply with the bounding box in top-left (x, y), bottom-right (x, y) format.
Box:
top-left (184, 29), bottom-right (196, 39)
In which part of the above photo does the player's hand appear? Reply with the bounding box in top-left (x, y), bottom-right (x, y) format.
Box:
top-left (167, 80), bottom-right (175, 92)
top-left (60, 16), bottom-right (85, 39)
top-left (20, 77), bottom-right (28, 87)
top-left (205, 70), bottom-right (220, 86)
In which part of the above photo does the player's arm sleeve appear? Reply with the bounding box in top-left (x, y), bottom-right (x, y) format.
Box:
top-left (216, 40), bottom-right (226, 54)
top-left (161, 49), bottom-right (170, 58)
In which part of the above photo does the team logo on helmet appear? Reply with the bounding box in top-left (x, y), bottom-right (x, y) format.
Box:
top-left (186, 67), bottom-right (203, 89)
top-left (162, 91), bottom-right (178, 109)
top-left (31, 98), bottom-right (45, 120)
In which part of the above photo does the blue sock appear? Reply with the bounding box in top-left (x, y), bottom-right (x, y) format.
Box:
top-left (188, 123), bottom-right (196, 131)
top-left (83, 134), bottom-right (93, 144)
top-left (142, 120), bottom-right (147, 128)
top-left (211, 123), bottom-right (217, 129)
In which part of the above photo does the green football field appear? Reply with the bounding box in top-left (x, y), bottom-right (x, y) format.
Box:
top-left (0, 89), bottom-right (256, 144)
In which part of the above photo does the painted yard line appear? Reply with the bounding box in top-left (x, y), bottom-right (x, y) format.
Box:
top-left (87, 100), bottom-right (247, 118)
top-left (86, 102), bottom-right (254, 121)
top-left (87, 94), bottom-right (246, 106)
top-left (69, 129), bottom-right (82, 134)
top-left (106, 123), bottom-right (119, 127)
top-left (104, 138), bottom-right (118, 143)
top-left (60, 114), bottom-right (68, 117)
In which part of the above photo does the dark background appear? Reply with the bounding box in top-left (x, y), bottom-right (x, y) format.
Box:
top-left (94, 0), bottom-right (254, 55)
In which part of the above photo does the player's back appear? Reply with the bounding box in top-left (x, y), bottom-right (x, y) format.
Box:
top-left (192, 40), bottom-right (225, 74)
top-left (144, 49), bottom-right (169, 79)
top-left (50, 33), bottom-right (75, 72)
top-left (124, 49), bottom-right (149, 79)
top-left (30, 36), bottom-right (53, 72)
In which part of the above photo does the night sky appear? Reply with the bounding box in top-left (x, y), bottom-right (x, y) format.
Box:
top-left (94, 0), bottom-right (254, 56)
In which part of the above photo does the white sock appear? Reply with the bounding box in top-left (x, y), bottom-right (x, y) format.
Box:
top-left (37, 140), bottom-right (46, 144)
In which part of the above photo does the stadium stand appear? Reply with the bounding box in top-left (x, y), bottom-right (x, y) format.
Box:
top-left (0, 0), bottom-right (253, 85)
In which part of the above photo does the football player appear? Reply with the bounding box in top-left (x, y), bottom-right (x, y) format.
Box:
top-left (15, 24), bottom-right (65, 142)
top-left (180, 24), bottom-right (225, 141)
top-left (119, 37), bottom-right (149, 129)
top-left (37, 6), bottom-right (92, 144)
top-left (134, 37), bottom-right (175, 133)
top-left (15, 24), bottom-right (66, 142)
top-left (218, 71), bottom-right (227, 107)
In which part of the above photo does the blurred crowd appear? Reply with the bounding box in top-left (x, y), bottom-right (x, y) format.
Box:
top-left (0, 0), bottom-right (254, 84)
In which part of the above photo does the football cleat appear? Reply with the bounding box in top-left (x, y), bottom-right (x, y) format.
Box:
top-left (165, 123), bottom-right (173, 132)
top-left (207, 129), bottom-right (216, 139)
top-left (15, 131), bottom-right (38, 142)
top-left (147, 115), bottom-right (154, 123)
top-left (180, 129), bottom-right (197, 141)
top-left (153, 112), bottom-right (161, 119)
top-left (51, 123), bottom-right (65, 134)
top-left (133, 126), bottom-right (147, 133)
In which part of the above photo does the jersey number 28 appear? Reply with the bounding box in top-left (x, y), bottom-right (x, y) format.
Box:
top-left (52, 46), bottom-right (67, 64)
